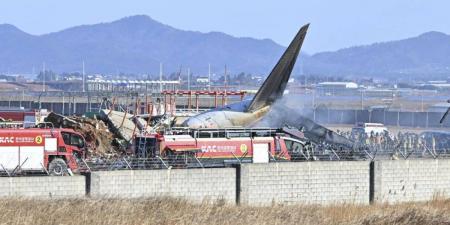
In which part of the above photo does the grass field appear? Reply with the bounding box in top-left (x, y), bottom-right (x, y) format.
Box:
top-left (2, 198), bottom-right (450, 225)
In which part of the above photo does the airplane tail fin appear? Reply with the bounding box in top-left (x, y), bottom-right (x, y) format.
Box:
top-left (246, 24), bottom-right (309, 112)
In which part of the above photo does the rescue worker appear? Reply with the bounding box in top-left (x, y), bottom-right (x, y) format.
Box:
top-left (402, 135), bottom-right (408, 156)
top-left (407, 134), bottom-right (413, 153)
top-left (375, 133), bottom-right (382, 151)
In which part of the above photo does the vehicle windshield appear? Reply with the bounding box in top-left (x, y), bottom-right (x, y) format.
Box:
top-left (62, 132), bottom-right (85, 148)
top-left (284, 139), bottom-right (304, 154)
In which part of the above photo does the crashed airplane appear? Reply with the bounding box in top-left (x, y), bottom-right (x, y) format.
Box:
top-left (182, 24), bottom-right (310, 128)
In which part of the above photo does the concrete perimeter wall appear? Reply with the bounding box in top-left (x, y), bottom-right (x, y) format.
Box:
top-left (90, 168), bottom-right (236, 203)
top-left (240, 161), bottom-right (370, 205)
top-left (0, 176), bottom-right (85, 198)
top-left (374, 159), bottom-right (450, 203)
top-left (2, 160), bottom-right (450, 205)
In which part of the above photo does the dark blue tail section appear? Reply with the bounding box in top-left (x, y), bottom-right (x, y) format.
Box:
top-left (247, 24), bottom-right (309, 112)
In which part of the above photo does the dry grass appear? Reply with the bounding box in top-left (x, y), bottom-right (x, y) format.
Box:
top-left (2, 198), bottom-right (450, 225)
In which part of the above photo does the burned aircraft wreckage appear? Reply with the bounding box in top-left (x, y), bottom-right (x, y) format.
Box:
top-left (181, 23), bottom-right (355, 152)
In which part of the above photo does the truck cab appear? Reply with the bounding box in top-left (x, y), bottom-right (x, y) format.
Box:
top-left (0, 127), bottom-right (87, 176)
top-left (56, 129), bottom-right (87, 174)
top-left (280, 136), bottom-right (311, 160)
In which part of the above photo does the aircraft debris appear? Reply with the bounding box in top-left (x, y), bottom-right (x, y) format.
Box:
top-left (45, 112), bottom-right (122, 158)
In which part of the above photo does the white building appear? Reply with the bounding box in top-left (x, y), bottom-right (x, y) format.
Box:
top-left (317, 82), bottom-right (358, 89)
top-left (196, 77), bottom-right (209, 84)
top-left (316, 82), bottom-right (358, 95)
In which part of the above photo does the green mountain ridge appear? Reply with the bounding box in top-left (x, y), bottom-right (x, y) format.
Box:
top-left (0, 15), bottom-right (449, 79)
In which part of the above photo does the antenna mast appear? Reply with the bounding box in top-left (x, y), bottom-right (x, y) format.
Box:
top-left (159, 62), bottom-right (163, 92)
top-left (42, 62), bottom-right (46, 92)
top-left (208, 63), bottom-right (211, 91)
top-left (82, 60), bottom-right (85, 92)
top-left (224, 65), bottom-right (227, 91)
top-left (187, 68), bottom-right (191, 91)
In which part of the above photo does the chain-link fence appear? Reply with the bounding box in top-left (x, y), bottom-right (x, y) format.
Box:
top-left (2, 144), bottom-right (450, 177)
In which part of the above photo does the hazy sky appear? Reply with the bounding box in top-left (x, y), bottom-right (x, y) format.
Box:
top-left (0, 0), bottom-right (448, 53)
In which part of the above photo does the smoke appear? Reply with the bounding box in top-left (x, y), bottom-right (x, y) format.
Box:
top-left (255, 95), bottom-right (354, 148)
top-left (255, 95), bottom-right (323, 128)
top-left (255, 95), bottom-right (310, 127)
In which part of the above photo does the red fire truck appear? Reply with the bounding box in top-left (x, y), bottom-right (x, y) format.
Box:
top-left (0, 127), bottom-right (86, 175)
top-left (135, 128), bottom-right (313, 166)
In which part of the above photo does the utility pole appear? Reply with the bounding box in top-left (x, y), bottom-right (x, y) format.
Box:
top-left (224, 65), bottom-right (227, 91)
top-left (62, 92), bottom-right (65, 116)
top-left (208, 63), bottom-right (211, 92)
top-left (187, 68), bottom-right (191, 91)
top-left (82, 60), bottom-right (86, 92)
top-left (42, 62), bottom-right (46, 92)
top-left (159, 62), bottom-right (163, 92)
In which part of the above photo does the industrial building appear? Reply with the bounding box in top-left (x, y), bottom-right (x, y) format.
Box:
top-left (316, 81), bottom-right (358, 95)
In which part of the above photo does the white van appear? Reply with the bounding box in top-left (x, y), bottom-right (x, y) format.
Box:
top-left (352, 123), bottom-right (388, 135)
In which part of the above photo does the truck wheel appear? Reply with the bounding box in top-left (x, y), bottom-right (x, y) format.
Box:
top-left (48, 158), bottom-right (68, 176)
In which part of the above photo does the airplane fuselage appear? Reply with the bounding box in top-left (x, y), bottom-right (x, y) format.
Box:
top-left (182, 100), bottom-right (270, 128)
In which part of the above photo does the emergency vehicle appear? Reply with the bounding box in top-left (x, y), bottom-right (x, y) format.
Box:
top-left (352, 123), bottom-right (388, 136)
top-left (0, 125), bottom-right (86, 175)
top-left (134, 128), bottom-right (313, 166)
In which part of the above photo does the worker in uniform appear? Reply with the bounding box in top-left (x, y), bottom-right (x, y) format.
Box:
top-left (413, 135), bottom-right (419, 152)
top-left (368, 131), bottom-right (374, 151)
top-left (402, 135), bottom-right (408, 157)
top-left (393, 135), bottom-right (398, 152)
top-left (419, 136), bottom-right (427, 156)
top-left (364, 132), bottom-right (370, 147)
top-left (407, 134), bottom-right (413, 154)
top-left (375, 133), bottom-right (382, 151)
